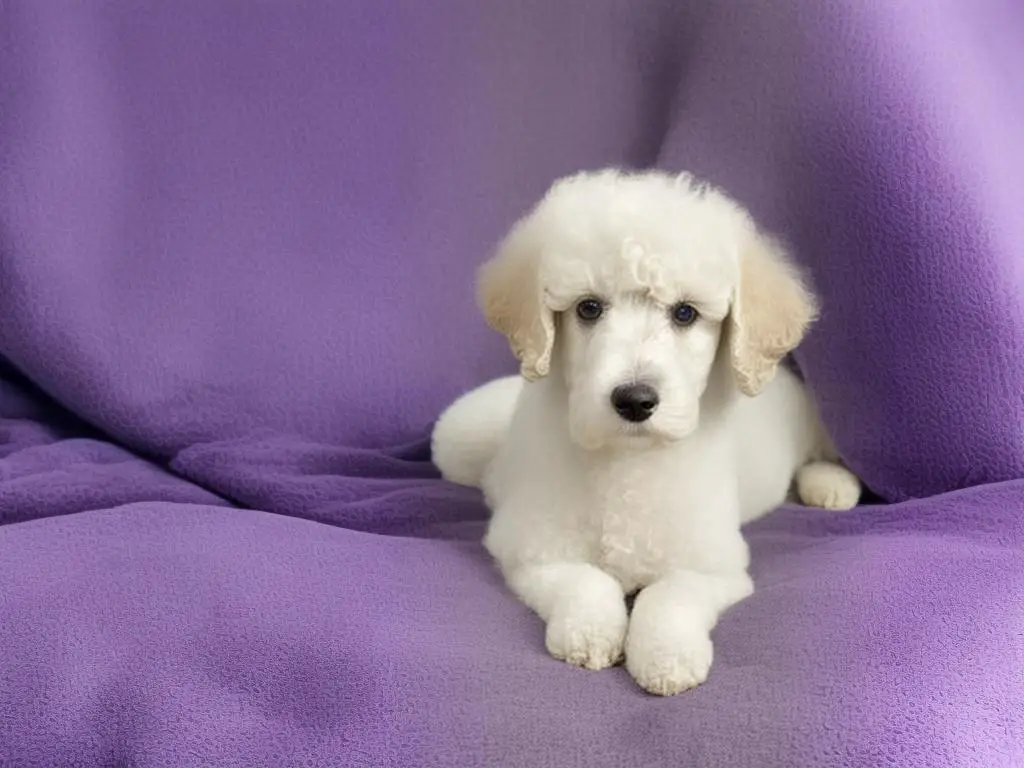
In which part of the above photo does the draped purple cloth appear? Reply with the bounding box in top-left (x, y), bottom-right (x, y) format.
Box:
top-left (1, 1), bottom-right (1022, 765)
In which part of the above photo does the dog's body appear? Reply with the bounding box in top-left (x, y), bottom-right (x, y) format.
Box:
top-left (432, 169), bottom-right (860, 695)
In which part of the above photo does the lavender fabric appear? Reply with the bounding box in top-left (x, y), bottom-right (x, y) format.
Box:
top-left (1, 1), bottom-right (1023, 766)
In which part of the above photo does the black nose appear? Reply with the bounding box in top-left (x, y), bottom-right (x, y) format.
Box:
top-left (610, 383), bottom-right (659, 423)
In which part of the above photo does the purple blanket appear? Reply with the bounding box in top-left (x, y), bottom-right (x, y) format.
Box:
top-left (2, 1), bottom-right (1023, 765)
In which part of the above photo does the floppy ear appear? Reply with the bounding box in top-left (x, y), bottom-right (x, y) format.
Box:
top-left (728, 232), bottom-right (819, 396)
top-left (476, 219), bottom-right (555, 381)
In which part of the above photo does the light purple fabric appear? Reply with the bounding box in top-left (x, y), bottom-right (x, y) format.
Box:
top-left (2, 1), bottom-right (1023, 765)
top-left (2, 398), bottom-right (1023, 766)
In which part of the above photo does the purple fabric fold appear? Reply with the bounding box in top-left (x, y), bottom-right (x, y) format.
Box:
top-left (171, 432), bottom-right (486, 539)
top-left (0, 366), bottom-right (228, 523)
top-left (2, 489), bottom-right (1023, 766)
top-left (2, 0), bottom-right (1021, 499)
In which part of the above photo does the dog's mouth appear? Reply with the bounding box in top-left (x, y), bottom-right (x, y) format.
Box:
top-left (569, 418), bottom-right (656, 452)
top-left (617, 413), bottom-right (698, 446)
top-left (619, 422), bottom-right (654, 437)
top-left (613, 421), bottom-right (674, 449)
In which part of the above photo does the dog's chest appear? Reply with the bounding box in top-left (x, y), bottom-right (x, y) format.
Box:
top-left (585, 455), bottom-right (696, 592)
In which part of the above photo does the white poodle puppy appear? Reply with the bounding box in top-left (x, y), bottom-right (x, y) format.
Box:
top-left (432, 169), bottom-right (860, 696)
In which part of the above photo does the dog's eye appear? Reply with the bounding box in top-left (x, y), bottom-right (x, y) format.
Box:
top-left (670, 302), bottom-right (699, 327)
top-left (575, 298), bottom-right (604, 322)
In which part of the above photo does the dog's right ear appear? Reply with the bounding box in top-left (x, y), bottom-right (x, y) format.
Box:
top-left (477, 219), bottom-right (555, 381)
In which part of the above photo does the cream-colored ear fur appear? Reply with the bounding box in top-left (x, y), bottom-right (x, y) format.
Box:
top-left (476, 220), bottom-right (555, 381)
top-left (729, 233), bottom-right (818, 396)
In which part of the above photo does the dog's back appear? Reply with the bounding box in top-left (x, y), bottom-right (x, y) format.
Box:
top-left (431, 375), bottom-right (524, 488)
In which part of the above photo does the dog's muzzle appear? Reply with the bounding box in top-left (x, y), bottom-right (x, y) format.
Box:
top-left (610, 383), bottom-right (659, 423)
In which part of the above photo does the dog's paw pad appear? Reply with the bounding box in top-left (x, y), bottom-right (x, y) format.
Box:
top-left (545, 607), bottom-right (627, 671)
top-left (625, 630), bottom-right (713, 696)
top-left (796, 461), bottom-right (861, 510)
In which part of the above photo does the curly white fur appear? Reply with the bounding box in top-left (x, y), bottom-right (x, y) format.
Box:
top-left (432, 169), bottom-right (861, 696)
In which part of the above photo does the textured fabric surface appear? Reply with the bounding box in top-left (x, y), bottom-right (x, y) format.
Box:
top-left (2, 1), bottom-right (1023, 766)
top-left (2, 397), bottom-right (1023, 766)
top-left (2, 0), bottom-right (1021, 500)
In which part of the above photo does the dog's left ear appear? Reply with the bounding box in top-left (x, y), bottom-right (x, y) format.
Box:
top-left (728, 231), bottom-right (819, 396)
top-left (477, 218), bottom-right (555, 381)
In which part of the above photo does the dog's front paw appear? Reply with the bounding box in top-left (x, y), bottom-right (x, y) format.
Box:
top-left (796, 461), bottom-right (861, 510)
top-left (625, 620), bottom-right (713, 696)
top-left (545, 601), bottom-right (628, 671)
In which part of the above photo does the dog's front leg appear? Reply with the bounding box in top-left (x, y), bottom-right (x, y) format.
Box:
top-left (625, 569), bottom-right (753, 695)
top-left (506, 563), bottom-right (628, 671)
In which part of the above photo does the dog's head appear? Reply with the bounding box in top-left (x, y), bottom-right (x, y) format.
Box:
top-left (478, 169), bottom-right (818, 450)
